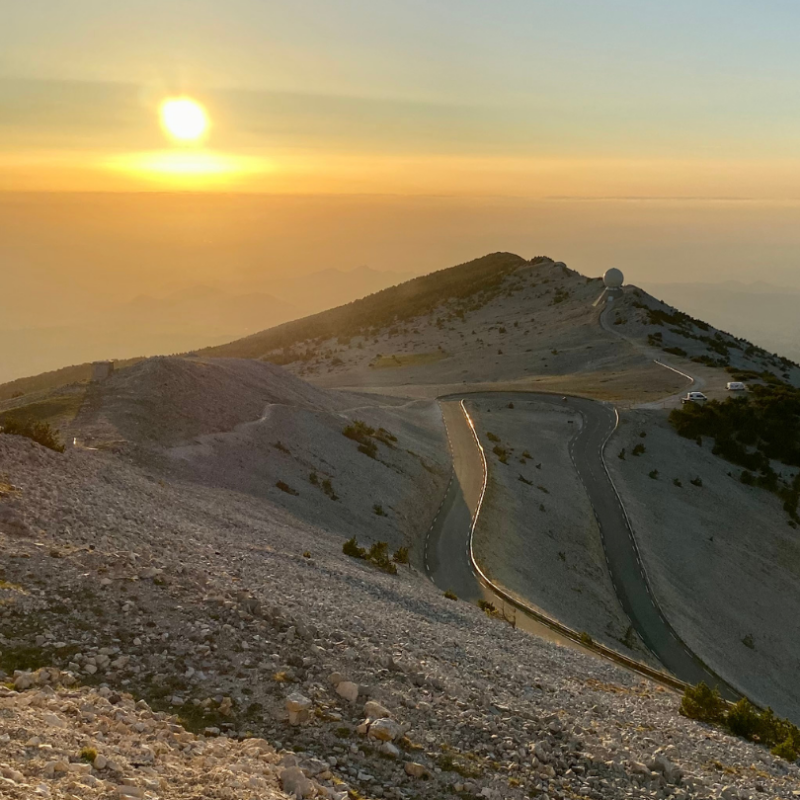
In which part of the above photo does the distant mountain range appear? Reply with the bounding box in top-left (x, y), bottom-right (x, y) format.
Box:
top-left (0, 266), bottom-right (413, 383)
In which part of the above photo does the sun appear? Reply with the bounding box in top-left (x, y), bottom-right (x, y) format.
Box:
top-left (160, 97), bottom-right (209, 142)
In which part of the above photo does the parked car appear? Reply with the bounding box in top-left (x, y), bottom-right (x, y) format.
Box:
top-left (726, 381), bottom-right (746, 391)
top-left (681, 391), bottom-right (708, 404)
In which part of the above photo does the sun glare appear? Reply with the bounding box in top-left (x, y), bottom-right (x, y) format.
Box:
top-left (160, 97), bottom-right (209, 142)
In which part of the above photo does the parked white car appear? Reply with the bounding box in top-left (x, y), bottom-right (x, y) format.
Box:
top-left (726, 381), bottom-right (746, 391)
top-left (681, 391), bottom-right (708, 404)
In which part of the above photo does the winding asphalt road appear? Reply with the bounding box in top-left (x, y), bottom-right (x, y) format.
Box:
top-left (426, 391), bottom-right (737, 698)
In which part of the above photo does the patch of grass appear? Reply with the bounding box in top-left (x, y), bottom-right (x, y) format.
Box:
top-left (392, 546), bottom-right (409, 565)
top-left (579, 631), bottom-right (593, 646)
top-left (321, 478), bottom-right (338, 501)
top-left (80, 747), bottom-right (97, 763)
top-left (486, 432), bottom-right (500, 443)
top-left (309, 472), bottom-right (319, 485)
top-left (444, 590), bottom-right (458, 601)
top-left (372, 352), bottom-right (447, 370)
top-left (492, 445), bottom-right (508, 464)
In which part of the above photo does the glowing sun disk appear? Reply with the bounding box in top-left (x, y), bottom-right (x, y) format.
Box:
top-left (160, 98), bottom-right (209, 142)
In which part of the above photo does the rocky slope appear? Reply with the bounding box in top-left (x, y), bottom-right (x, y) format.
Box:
top-left (2, 415), bottom-right (800, 798)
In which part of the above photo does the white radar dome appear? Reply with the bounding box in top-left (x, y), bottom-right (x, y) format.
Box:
top-left (603, 268), bottom-right (624, 289)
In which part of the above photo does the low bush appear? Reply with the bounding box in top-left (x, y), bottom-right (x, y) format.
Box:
top-left (486, 432), bottom-right (500, 443)
top-left (392, 546), bottom-right (409, 564)
top-left (632, 443), bottom-right (646, 456)
top-left (649, 470), bottom-right (659, 479)
top-left (0, 417), bottom-right (65, 453)
top-left (690, 477), bottom-right (703, 487)
top-left (343, 537), bottom-right (366, 559)
top-left (444, 590), bottom-right (458, 601)
top-left (373, 504), bottom-right (387, 517)
top-left (680, 683), bottom-right (800, 760)
top-left (275, 481), bottom-right (298, 496)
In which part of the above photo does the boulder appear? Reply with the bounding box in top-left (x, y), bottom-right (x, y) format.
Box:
top-left (367, 718), bottom-right (401, 742)
top-left (404, 762), bottom-right (430, 779)
top-left (364, 700), bottom-right (391, 719)
top-left (286, 692), bottom-right (313, 725)
top-left (335, 681), bottom-right (359, 703)
top-left (280, 766), bottom-right (315, 798)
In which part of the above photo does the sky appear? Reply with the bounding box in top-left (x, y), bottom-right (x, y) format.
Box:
top-left (6, 1), bottom-right (800, 197)
top-left (3, 0), bottom-right (800, 376)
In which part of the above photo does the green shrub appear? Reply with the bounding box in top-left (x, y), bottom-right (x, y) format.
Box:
top-left (80, 747), bottom-right (97, 763)
top-left (673, 478), bottom-right (682, 487)
top-left (632, 443), bottom-right (646, 456)
top-left (0, 417), bottom-right (65, 452)
top-left (649, 469), bottom-right (659, 479)
top-left (321, 478), bottom-right (338, 500)
top-left (392, 546), bottom-right (409, 564)
top-left (492, 445), bottom-right (508, 463)
top-left (486, 432), bottom-right (500, 443)
top-left (343, 537), bottom-right (366, 559)
top-left (444, 590), bottom-right (458, 601)
top-left (680, 683), bottom-right (727, 724)
top-left (618, 448), bottom-right (626, 460)
top-left (726, 699), bottom-right (762, 739)
top-left (579, 631), bottom-right (593, 646)
top-left (276, 481), bottom-right (298, 496)
top-left (690, 477), bottom-right (703, 487)
top-left (373, 504), bottom-right (387, 516)
top-left (772, 737), bottom-right (799, 762)
top-left (309, 471), bottom-right (319, 485)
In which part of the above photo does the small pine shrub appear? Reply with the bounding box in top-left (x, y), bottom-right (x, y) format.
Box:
top-left (772, 737), bottom-right (799, 762)
top-left (309, 471), bottom-right (319, 485)
top-left (680, 682), bottom-right (727, 724)
top-left (690, 477), bottom-right (703, 487)
top-left (673, 478), bottom-right (682, 487)
top-left (632, 443), bottom-right (646, 456)
top-left (649, 469), bottom-right (659, 480)
top-left (321, 478), bottom-right (338, 500)
top-left (444, 590), bottom-right (458, 601)
top-left (392, 546), bottom-right (409, 564)
top-left (618, 448), bottom-right (626, 460)
top-left (486, 432), bottom-right (500, 443)
top-left (726, 699), bottom-right (762, 739)
top-left (373, 504), bottom-right (387, 517)
top-left (579, 631), bottom-right (593, 646)
top-left (302, 551), bottom-right (311, 559)
top-left (276, 480), bottom-right (298, 496)
top-left (518, 474), bottom-right (533, 485)
top-left (343, 537), bottom-right (366, 559)
top-left (273, 441), bottom-right (290, 454)
top-left (492, 445), bottom-right (508, 464)
top-left (0, 417), bottom-right (65, 453)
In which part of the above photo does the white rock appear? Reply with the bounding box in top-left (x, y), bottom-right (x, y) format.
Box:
top-left (335, 681), bottom-right (359, 703)
top-left (368, 718), bottom-right (401, 742)
top-left (364, 700), bottom-right (391, 718)
top-left (404, 762), bottom-right (430, 779)
top-left (280, 766), bottom-right (314, 798)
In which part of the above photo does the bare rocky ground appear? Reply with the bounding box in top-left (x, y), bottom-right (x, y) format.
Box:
top-left (607, 409), bottom-right (800, 724)
top-left (467, 397), bottom-right (653, 663)
top-left (2, 364), bottom-right (800, 800)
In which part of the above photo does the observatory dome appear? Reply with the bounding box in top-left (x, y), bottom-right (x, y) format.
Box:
top-left (603, 268), bottom-right (624, 289)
